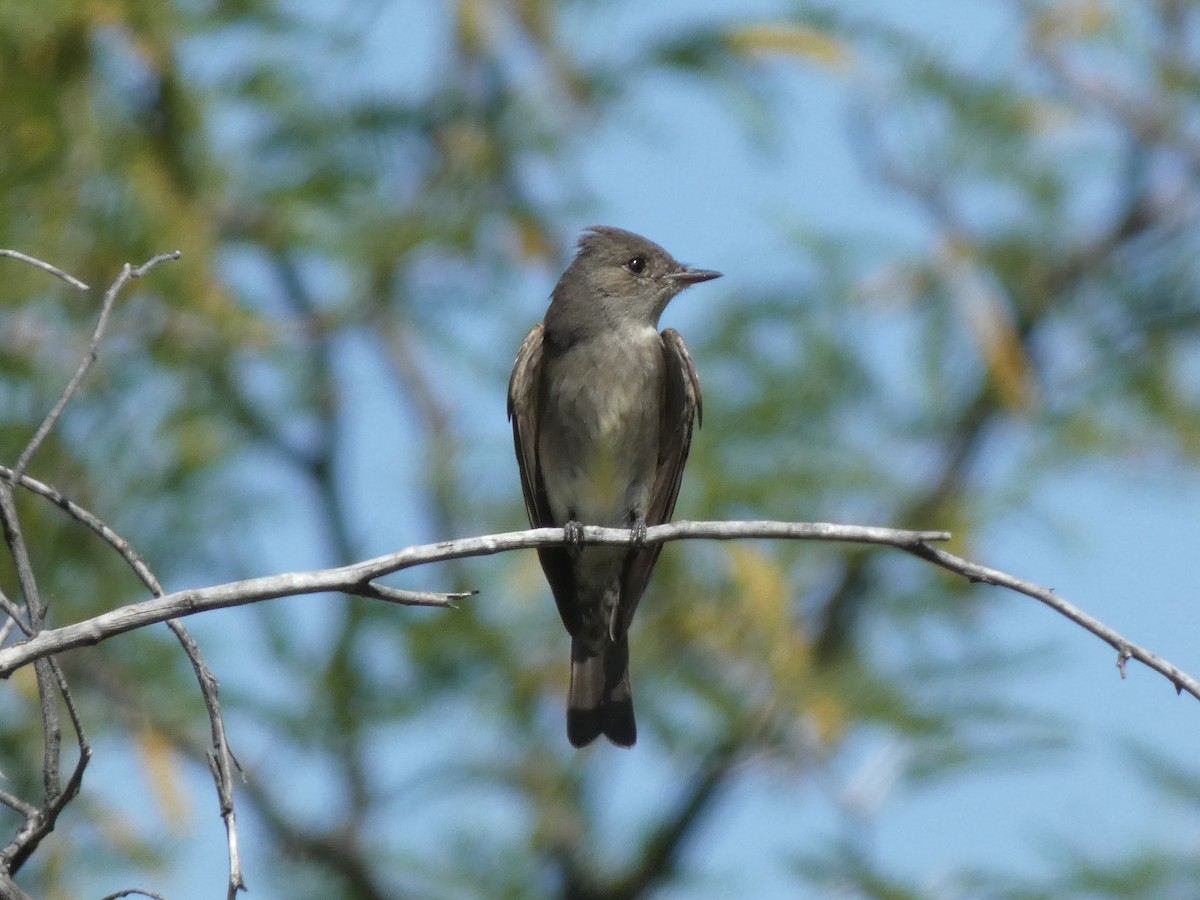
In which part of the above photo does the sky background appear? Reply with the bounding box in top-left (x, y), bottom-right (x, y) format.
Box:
top-left (65, 1), bottom-right (1200, 896)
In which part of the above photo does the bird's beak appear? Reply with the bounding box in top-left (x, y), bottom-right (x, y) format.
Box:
top-left (666, 267), bottom-right (722, 286)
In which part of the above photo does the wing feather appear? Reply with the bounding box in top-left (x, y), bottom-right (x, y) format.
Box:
top-left (508, 324), bottom-right (581, 632)
top-left (618, 328), bottom-right (701, 631)
top-left (508, 325), bottom-right (549, 526)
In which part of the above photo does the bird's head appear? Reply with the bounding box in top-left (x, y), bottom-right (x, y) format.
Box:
top-left (546, 226), bottom-right (721, 336)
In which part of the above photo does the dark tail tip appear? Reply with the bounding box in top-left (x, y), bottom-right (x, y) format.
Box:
top-left (567, 708), bottom-right (603, 748)
top-left (600, 697), bottom-right (636, 748)
top-left (567, 702), bottom-right (636, 748)
top-left (567, 637), bottom-right (637, 748)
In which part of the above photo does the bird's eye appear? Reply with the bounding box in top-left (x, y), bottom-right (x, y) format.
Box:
top-left (626, 256), bottom-right (646, 275)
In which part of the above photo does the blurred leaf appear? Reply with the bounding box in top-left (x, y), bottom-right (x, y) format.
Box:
top-left (726, 22), bottom-right (853, 69)
top-left (135, 726), bottom-right (188, 827)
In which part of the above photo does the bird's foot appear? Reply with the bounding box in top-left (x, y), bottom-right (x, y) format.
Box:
top-left (627, 511), bottom-right (647, 548)
top-left (564, 519), bottom-right (585, 548)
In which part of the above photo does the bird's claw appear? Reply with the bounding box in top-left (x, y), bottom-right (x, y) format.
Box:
top-left (628, 513), bottom-right (647, 548)
top-left (564, 520), bottom-right (585, 547)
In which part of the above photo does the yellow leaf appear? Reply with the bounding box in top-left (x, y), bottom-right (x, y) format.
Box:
top-left (515, 0), bottom-right (552, 46)
top-left (1032, 0), bottom-right (1113, 43)
top-left (726, 23), bottom-right (853, 70)
top-left (455, 0), bottom-right (493, 55)
top-left (136, 726), bottom-right (188, 827)
top-left (807, 690), bottom-right (847, 745)
top-left (725, 545), bottom-right (812, 680)
top-left (514, 215), bottom-right (555, 264)
top-left (940, 237), bottom-right (1039, 412)
top-left (10, 663), bottom-right (38, 702)
top-left (727, 544), bottom-right (790, 627)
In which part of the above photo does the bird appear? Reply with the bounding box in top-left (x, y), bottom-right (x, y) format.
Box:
top-left (507, 225), bottom-right (720, 747)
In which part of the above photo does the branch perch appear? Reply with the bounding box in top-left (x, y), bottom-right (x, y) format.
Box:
top-left (0, 521), bottom-right (940, 676)
top-left (0, 519), bottom-right (1194, 705)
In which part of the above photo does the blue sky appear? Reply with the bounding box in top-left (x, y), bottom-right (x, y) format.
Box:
top-left (75, 1), bottom-right (1200, 896)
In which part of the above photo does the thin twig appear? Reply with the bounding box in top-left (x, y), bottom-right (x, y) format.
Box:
top-left (0, 611), bottom-right (20, 647)
top-left (0, 791), bottom-right (36, 819)
top-left (0, 481), bottom-right (62, 874)
top-left (0, 465), bottom-right (243, 894)
top-left (0, 655), bottom-right (93, 874)
top-left (0, 588), bottom-right (28, 639)
top-left (167, 619), bottom-right (246, 899)
top-left (0, 487), bottom-right (42, 631)
top-left (13, 251), bottom-right (181, 483)
top-left (0, 466), bottom-right (159, 590)
top-left (0, 249), bottom-right (89, 291)
top-left (356, 582), bottom-right (476, 606)
top-left (904, 541), bottom-right (1200, 698)
top-left (0, 251), bottom-right (245, 894)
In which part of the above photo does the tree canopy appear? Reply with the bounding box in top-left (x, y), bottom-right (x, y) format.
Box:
top-left (1, 1), bottom-right (1199, 897)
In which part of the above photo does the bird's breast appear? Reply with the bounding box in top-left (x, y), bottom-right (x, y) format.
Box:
top-left (539, 327), bottom-right (664, 525)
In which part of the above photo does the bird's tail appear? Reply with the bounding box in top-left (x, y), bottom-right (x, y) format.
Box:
top-left (567, 636), bottom-right (635, 748)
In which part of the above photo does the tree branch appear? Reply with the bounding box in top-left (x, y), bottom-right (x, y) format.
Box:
top-left (0, 468), bottom-right (245, 896)
top-left (904, 542), bottom-right (1200, 697)
top-left (12, 251), bottom-right (181, 483)
top-left (0, 249), bottom-right (90, 291)
top-left (0, 250), bottom-right (242, 895)
top-left (0, 521), bottom-right (942, 675)
top-left (0, 519), bottom-right (1192, 707)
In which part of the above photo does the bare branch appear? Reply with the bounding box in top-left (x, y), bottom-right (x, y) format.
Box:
top-left (13, 251), bottom-right (181, 483)
top-left (0, 486), bottom-right (91, 875)
top-left (0, 487), bottom-right (42, 631)
top-left (0, 518), bottom-right (1190, 707)
top-left (166, 619), bottom-right (246, 900)
top-left (0, 870), bottom-right (35, 900)
top-left (0, 791), bottom-right (36, 819)
top-left (903, 541), bottom-right (1200, 700)
top-left (0, 587), bottom-right (29, 639)
top-left (0, 483), bottom-right (66, 872)
top-left (0, 468), bottom-right (244, 895)
top-left (0, 459), bottom-right (1193, 711)
top-left (0, 249), bottom-right (89, 291)
top-left (0, 250), bottom-right (244, 892)
top-left (0, 466), bottom-right (160, 594)
top-left (34, 662), bottom-right (60, 800)
top-left (355, 582), bottom-right (476, 606)
top-left (0, 520), bottom-right (944, 675)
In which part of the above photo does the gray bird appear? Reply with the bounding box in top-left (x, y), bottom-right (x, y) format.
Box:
top-left (508, 226), bottom-right (721, 748)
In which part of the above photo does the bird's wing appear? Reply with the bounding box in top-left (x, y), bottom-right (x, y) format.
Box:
top-left (508, 324), bottom-right (581, 632)
top-left (508, 324), bottom-right (549, 526)
top-left (618, 328), bottom-right (702, 632)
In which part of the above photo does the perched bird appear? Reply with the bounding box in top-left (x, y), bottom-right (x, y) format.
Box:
top-left (508, 226), bottom-right (720, 747)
